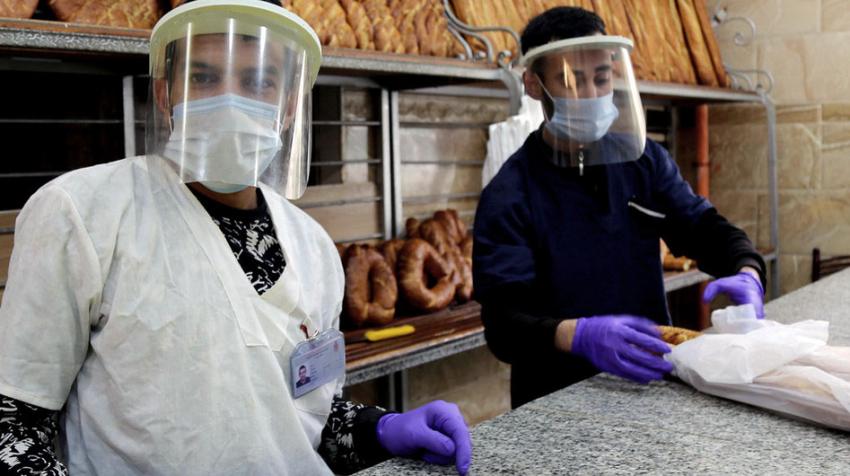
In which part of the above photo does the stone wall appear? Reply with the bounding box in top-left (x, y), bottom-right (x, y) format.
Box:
top-left (707, 0), bottom-right (850, 295)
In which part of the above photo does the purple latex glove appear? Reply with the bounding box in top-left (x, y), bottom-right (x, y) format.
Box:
top-left (571, 315), bottom-right (674, 384)
top-left (703, 272), bottom-right (765, 319)
top-left (376, 400), bottom-right (472, 475)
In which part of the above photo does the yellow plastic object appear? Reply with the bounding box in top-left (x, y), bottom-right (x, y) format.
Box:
top-left (363, 325), bottom-right (415, 342)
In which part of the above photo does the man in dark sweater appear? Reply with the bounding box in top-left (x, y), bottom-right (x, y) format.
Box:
top-left (473, 7), bottom-right (765, 409)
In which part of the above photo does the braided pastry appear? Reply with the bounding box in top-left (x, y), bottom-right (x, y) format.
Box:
top-left (0, 0), bottom-right (38, 18)
top-left (340, 0), bottom-right (375, 50)
top-left (397, 238), bottom-right (455, 312)
top-left (343, 245), bottom-right (398, 327)
top-left (49, 0), bottom-right (162, 28)
top-left (362, 0), bottom-right (405, 53)
top-left (418, 218), bottom-right (455, 258)
top-left (460, 234), bottom-right (473, 265)
top-left (433, 210), bottom-right (462, 245)
top-left (389, 0), bottom-right (421, 55)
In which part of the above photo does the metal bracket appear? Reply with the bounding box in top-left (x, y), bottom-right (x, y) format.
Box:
top-left (442, 0), bottom-right (520, 68)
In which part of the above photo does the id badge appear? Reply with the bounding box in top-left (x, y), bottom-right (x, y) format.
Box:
top-left (290, 328), bottom-right (346, 399)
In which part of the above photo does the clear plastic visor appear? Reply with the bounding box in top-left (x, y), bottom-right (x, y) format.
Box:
top-left (147, 18), bottom-right (312, 198)
top-left (529, 44), bottom-right (645, 169)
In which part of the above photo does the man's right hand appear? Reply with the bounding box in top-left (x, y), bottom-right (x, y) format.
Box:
top-left (570, 315), bottom-right (674, 384)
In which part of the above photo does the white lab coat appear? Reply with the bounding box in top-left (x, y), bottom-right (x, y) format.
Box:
top-left (0, 156), bottom-right (344, 475)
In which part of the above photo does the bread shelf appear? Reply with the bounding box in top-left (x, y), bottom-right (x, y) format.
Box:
top-left (0, 19), bottom-right (763, 103)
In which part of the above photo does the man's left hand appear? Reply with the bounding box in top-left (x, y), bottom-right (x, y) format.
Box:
top-left (376, 400), bottom-right (472, 475)
top-left (703, 268), bottom-right (765, 318)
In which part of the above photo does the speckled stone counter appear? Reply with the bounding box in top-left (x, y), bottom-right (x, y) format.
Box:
top-left (355, 270), bottom-right (850, 475)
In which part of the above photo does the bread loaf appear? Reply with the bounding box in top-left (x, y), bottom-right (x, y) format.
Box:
top-left (676, 0), bottom-right (719, 87)
top-left (49, 0), bottom-right (162, 28)
top-left (0, 0), bottom-right (38, 18)
top-left (623, 0), bottom-right (662, 82)
top-left (691, 0), bottom-right (730, 87)
top-left (661, 0), bottom-right (698, 84)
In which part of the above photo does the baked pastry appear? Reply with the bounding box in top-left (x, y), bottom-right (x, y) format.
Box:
top-left (692, 0), bottom-right (730, 87)
top-left (389, 0), bottom-right (421, 55)
top-left (380, 238), bottom-right (406, 274)
top-left (418, 218), bottom-right (455, 258)
top-left (660, 239), bottom-right (695, 271)
top-left (343, 244), bottom-right (398, 327)
top-left (447, 247), bottom-right (473, 302)
top-left (340, 0), bottom-right (375, 50)
top-left (623, 0), bottom-right (661, 82)
top-left (362, 0), bottom-right (405, 53)
top-left (460, 234), bottom-right (473, 265)
top-left (0, 0), bottom-right (39, 18)
top-left (405, 217), bottom-right (421, 239)
top-left (49, 0), bottom-right (162, 28)
top-left (676, 0), bottom-right (719, 87)
top-left (434, 210), bottom-right (463, 245)
top-left (397, 238), bottom-right (455, 312)
top-left (591, 0), bottom-right (649, 80)
top-left (662, 0), bottom-right (698, 84)
top-left (658, 325), bottom-right (702, 345)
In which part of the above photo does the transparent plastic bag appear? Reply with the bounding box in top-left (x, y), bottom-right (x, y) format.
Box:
top-left (667, 305), bottom-right (850, 431)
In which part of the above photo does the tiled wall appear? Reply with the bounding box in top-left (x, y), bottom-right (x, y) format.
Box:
top-left (707, 0), bottom-right (850, 294)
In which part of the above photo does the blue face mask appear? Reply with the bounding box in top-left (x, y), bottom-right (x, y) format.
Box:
top-left (541, 86), bottom-right (620, 144)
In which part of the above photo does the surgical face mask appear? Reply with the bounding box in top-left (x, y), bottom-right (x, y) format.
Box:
top-left (540, 84), bottom-right (619, 144)
top-left (162, 94), bottom-right (284, 192)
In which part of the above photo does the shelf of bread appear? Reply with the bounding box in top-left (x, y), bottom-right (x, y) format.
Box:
top-left (0, 1), bottom-right (764, 103)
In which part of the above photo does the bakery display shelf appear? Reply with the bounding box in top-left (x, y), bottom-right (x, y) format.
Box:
top-left (636, 80), bottom-right (760, 104)
top-left (344, 301), bottom-right (484, 386)
top-left (0, 19), bottom-right (768, 104)
top-left (663, 268), bottom-right (712, 292)
top-left (0, 19), bottom-right (505, 84)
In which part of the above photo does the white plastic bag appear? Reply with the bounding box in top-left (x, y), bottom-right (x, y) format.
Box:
top-left (667, 304), bottom-right (850, 431)
top-left (482, 95), bottom-right (544, 188)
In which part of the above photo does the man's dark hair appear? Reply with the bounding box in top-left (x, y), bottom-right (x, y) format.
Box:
top-left (520, 7), bottom-right (606, 55)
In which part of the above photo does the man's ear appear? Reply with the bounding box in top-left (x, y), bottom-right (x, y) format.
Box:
top-left (523, 70), bottom-right (544, 101)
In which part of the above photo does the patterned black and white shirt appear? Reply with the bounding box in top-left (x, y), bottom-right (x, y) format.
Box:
top-left (0, 187), bottom-right (390, 475)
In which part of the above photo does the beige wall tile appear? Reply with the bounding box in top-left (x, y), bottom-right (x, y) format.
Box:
top-left (773, 191), bottom-right (850, 255)
top-left (822, 143), bottom-right (850, 188)
top-left (823, 0), bottom-right (850, 32)
top-left (709, 103), bottom-right (766, 126)
top-left (711, 190), bottom-right (759, 239)
top-left (823, 122), bottom-right (850, 145)
top-left (777, 123), bottom-right (820, 189)
top-left (776, 104), bottom-right (820, 124)
top-left (711, 0), bottom-right (820, 40)
top-left (822, 102), bottom-right (850, 122)
top-left (756, 193), bottom-right (773, 251)
top-left (709, 124), bottom-right (769, 190)
top-left (757, 36), bottom-right (809, 104)
top-left (779, 253), bottom-right (814, 295)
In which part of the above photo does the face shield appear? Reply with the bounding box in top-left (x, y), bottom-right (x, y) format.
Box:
top-left (521, 36), bottom-right (646, 173)
top-left (147, 0), bottom-right (321, 199)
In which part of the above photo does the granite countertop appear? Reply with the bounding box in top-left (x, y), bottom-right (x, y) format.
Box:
top-left (355, 270), bottom-right (850, 475)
